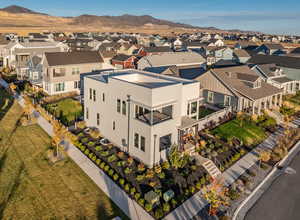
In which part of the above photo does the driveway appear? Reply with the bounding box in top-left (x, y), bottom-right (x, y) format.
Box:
top-left (245, 151), bottom-right (300, 220)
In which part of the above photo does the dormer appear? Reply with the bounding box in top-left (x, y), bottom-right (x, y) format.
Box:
top-left (253, 78), bottom-right (262, 89)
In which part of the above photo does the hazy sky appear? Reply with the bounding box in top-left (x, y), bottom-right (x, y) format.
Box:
top-left (1, 0), bottom-right (300, 35)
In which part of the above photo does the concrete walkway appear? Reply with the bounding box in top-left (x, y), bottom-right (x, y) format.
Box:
top-left (222, 128), bottom-right (284, 186)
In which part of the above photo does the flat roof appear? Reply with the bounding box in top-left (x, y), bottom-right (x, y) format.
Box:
top-left (87, 69), bottom-right (197, 89)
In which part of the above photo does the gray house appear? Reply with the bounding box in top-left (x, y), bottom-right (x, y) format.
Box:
top-left (196, 65), bottom-right (283, 115)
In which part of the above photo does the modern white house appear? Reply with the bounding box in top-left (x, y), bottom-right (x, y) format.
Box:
top-left (83, 69), bottom-right (204, 167)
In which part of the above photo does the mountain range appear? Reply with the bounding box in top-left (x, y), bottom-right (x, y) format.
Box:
top-left (0, 5), bottom-right (219, 34)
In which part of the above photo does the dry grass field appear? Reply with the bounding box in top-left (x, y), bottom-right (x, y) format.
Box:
top-left (0, 91), bottom-right (128, 220)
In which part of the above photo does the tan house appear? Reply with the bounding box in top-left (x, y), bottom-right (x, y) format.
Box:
top-left (42, 51), bottom-right (104, 95)
top-left (197, 66), bottom-right (283, 115)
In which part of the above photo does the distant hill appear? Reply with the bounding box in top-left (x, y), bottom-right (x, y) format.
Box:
top-left (0, 5), bottom-right (47, 15)
top-left (70, 14), bottom-right (195, 28)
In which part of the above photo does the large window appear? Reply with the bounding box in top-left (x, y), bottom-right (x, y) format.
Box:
top-left (224, 95), bottom-right (231, 106)
top-left (54, 82), bottom-right (65, 92)
top-left (74, 81), bottom-right (80, 89)
top-left (207, 91), bottom-right (214, 103)
top-left (53, 68), bottom-right (66, 77)
top-left (191, 101), bottom-right (198, 114)
top-left (72, 67), bottom-right (80, 75)
top-left (134, 133), bottom-right (139, 148)
top-left (159, 134), bottom-right (172, 151)
top-left (140, 136), bottom-right (145, 152)
top-left (117, 99), bottom-right (121, 113)
top-left (122, 101), bottom-right (126, 115)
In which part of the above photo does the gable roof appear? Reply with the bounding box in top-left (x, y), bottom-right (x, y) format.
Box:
top-left (211, 66), bottom-right (282, 100)
top-left (262, 43), bottom-right (284, 50)
top-left (142, 46), bottom-right (173, 53)
top-left (112, 54), bottom-right (134, 62)
top-left (45, 51), bottom-right (103, 66)
top-left (139, 52), bottom-right (206, 67)
top-left (233, 49), bottom-right (250, 58)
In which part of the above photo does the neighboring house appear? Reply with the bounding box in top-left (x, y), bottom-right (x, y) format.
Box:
top-left (233, 49), bottom-right (251, 64)
top-left (117, 43), bottom-right (138, 55)
top-left (3, 41), bottom-right (68, 68)
top-left (111, 54), bottom-right (136, 69)
top-left (251, 63), bottom-right (297, 94)
top-left (206, 47), bottom-right (234, 65)
top-left (208, 39), bottom-right (225, 47)
top-left (137, 52), bottom-right (206, 69)
top-left (27, 55), bottom-right (44, 85)
top-left (255, 43), bottom-right (285, 55)
top-left (83, 69), bottom-right (203, 167)
top-left (248, 54), bottom-right (300, 91)
top-left (0, 35), bottom-right (10, 67)
top-left (42, 51), bottom-right (104, 95)
top-left (287, 47), bottom-right (300, 58)
top-left (134, 46), bottom-right (173, 57)
top-left (196, 66), bottom-right (283, 115)
top-left (14, 47), bottom-right (62, 81)
top-left (65, 39), bottom-right (93, 51)
top-left (185, 41), bottom-right (208, 55)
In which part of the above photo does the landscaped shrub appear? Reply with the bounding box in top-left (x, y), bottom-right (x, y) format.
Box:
top-left (138, 163), bottom-right (145, 172)
top-left (171, 198), bottom-right (177, 208)
top-left (113, 173), bottom-right (119, 181)
top-left (130, 188), bottom-right (137, 196)
top-left (88, 141), bottom-right (95, 147)
top-left (108, 169), bottom-right (114, 176)
top-left (92, 155), bottom-right (97, 161)
top-left (81, 137), bottom-right (89, 143)
top-left (154, 208), bottom-right (164, 219)
top-left (145, 169), bottom-right (155, 179)
top-left (119, 178), bottom-right (125, 186)
top-left (124, 184), bottom-right (130, 192)
top-left (96, 158), bottom-right (101, 165)
top-left (196, 182), bottom-right (201, 190)
top-left (136, 174), bottom-right (145, 182)
top-left (228, 188), bottom-right (240, 200)
top-left (162, 161), bottom-right (170, 170)
top-left (117, 161), bottom-right (126, 167)
top-left (189, 186), bottom-right (195, 194)
top-left (145, 203), bottom-right (153, 212)
top-left (134, 193), bottom-right (141, 201)
top-left (104, 165), bottom-right (110, 172)
top-left (124, 167), bottom-right (132, 174)
top-left (158, 172), bottom-right (165, 179)
top-left (107, 154), bottom-right (117, 162)
top-left (88, 152), bottom-right (94, 159)
top-left (127, 157), bottom-right (134, 165)
top-left (84, 149), bottom-right (90, 155)
top-left (100, 162), bottom-right (106, 169)
top-left (163, 202), bottom-right (170, 213)
top-left (117, 151), bottom-right (124, 158)
top-left (200, 176), bottom-right (205, 185)
top-left (138, 198), bottom-right (145, 207)
top-left (154, 165), bottom-right (162, 174)
top-left (100, 151), bottom-right (109, 157)
top-left (95, 145), bottom-right (102, 151)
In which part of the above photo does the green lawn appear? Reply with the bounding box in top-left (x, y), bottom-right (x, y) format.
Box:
top-left (45, 98), bottom-right (83, 125)
top-left (0, 94), bottom-right (128, 219)
top-left (212, 119), bottom-right (267, 146)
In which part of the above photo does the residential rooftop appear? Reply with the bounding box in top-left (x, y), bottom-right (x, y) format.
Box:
top-left (87, 69), bottom-right (197, 89)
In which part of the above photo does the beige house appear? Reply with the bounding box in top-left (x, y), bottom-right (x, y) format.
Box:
top-left (197, 66), bottom-right (283, 115)
top-left (42, 51), bottom-right (104, 95)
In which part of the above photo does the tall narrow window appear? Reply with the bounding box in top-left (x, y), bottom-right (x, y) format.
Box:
top-left (134, 133), bottom-right (139, 148)
top-left (97, 113), bottom-right (100, 125)
top-left (113, 121), bottom-right (115, 130)
top-left (102, 93), bottom-right (105, 102)
top-left (122, 101), bottom-right (126, 115)
top-left (207, 91), bottom-right (214, 103)
top-left (89, 88), bottom-right (92, 100)
top-left (86, 107), bottom-right (89, 119)
top-left (224, 95), bottom-right (231, 106)
top-left (140, 136), bottom-right (145, 152)
top-left (93, 89), bottom-right (96, 102)
top-left (117, 99), bottom-right (121, 113)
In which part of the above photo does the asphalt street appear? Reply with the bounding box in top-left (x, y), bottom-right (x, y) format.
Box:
top-left (245, 152), bottom-right (300, 220)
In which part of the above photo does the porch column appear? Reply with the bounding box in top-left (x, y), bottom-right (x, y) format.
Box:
top-left (258, 99), bottom-right (262, 115)
top-left (274, 94), bottom-right (278, 107)
top-left (269, 96), bottom-right (273, 109)
top-left (279, 93), bottom-right (283, 107)
top-left (252, 101), bottom-right (256, 115)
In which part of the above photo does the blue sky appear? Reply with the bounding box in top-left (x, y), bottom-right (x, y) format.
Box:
top-left (1, 0), bottom-right (300, 35)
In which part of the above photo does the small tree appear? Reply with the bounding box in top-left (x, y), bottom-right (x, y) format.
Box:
top-left (168, 144), bottom-right (188, 169)
top-left (52, 121), bottom-right (67, 157)
top-left (23, 96), bottom-right (33, 121)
